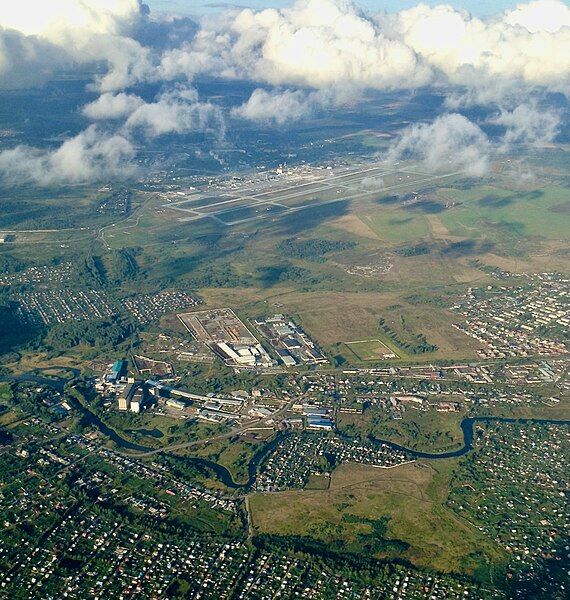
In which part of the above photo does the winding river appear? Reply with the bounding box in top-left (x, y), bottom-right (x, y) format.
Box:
top-left (368, 416), bottom-right (570, 459)
top-left (0, 368), bottom-right (81, 393)
top-left (77, 396), bottom-right (569, 488)
top-left (165, 433), bottom-right (287, 489)
top-left (4, 372), bottom-right (568, 489)
top-left (71, 394), bottom-right (287, 487)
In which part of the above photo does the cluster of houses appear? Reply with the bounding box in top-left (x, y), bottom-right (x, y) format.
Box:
top-left (16, 288), bottom-right (114, 326)
top-left (451, 276), bottom-right (569, 358)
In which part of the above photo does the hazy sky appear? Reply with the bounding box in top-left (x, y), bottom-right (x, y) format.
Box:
top-left (147, 1), bottom-right (523, 17)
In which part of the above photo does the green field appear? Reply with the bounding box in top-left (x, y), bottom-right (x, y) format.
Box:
top-left (436, 185), bottom-right (570, 243)
top-left (359, 211), bottom-right (430, 243)
top-left (191, 436), bottom-right (259, 485)
top-left (249, 461), bottom-right (507, 579)
top-left (344, 339), bottom-right (399, 361)
top-left (353, 183), bottom-right (570, 256)
top-left (304, 473), bottom-right (331, 490)
top-left (0, 384), bottom-right (15, 426)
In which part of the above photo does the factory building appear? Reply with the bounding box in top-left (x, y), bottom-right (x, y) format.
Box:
top-left (107, 360), bottom-right (127, 384)
top-left (306, 417), bottom-right (334, 431)
top-left (118, 383), bottom-right (135, 411)
top-left (130, 388), bottom-right (144, 413)
top-left (166, 398), bottom-right (186, 410)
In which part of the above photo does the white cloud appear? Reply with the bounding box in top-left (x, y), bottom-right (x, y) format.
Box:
top-left (123, 87), bottom-right (225, 139)
top-left (85, 35), bottom-right (153, 92)
top-left (0, 0), bottom-right (150, 90)
top-left (1, 0), bottom-right (569, 98)
top-left (0, 0), bottom-right (142, 41)
top-left (360, 176), bottom-right (385, 191)
top-left (0, 0), bottom-right (568, 187)
top-left (0, 27), bottom-right (68, 89)
top-left (169, 0), bottom-right (432, 90)
top-left (154, 0), bottom-right (570, 99)
top-left (386, 1), bottom-right (570, 91)
top-left (156, 44), bottom-right (223, 82)
top-left (387, 113), bottom-right (491, 176)
top-left (504, 0), bottom-right (570, 33)
top-left (443, 84), bottom-right (526, 110)
top-left (82, 92), bottom-right (145, 120)
top-left (232, 88), bottom-right (317, 124)
top-left (0, 125), bottom-right (136, 186)
top-left (491, 103), bottom-right (561, 147)
top-left (231, 83), bottom-right (362, 124)
top-left (0, 81), bottom-right (228, 187)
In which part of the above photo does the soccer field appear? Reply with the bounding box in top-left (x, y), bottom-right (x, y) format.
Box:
top-left (345, 338), bottom-right (399, 361)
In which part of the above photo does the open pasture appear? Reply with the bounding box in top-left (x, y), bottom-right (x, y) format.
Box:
top-left (249, 461), bottom-right (506, 578)
top-left (436, 185), bottom-right (570, 244)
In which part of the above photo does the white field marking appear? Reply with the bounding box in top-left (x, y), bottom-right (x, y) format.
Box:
top-left (345, 339), bottom-right (385, 345)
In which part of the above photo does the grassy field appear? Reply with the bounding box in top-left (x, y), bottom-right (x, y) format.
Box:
top-left (104, 412), bottom-right (228, 449)
top-left (304, 473), bottom-right (331, 490)
top-left (436, 185), bottom-right (570, 244)
top-left (344, 339), bottom-right (399, 361)
top-left (472, 397), bottom-right (570, 422)
top-left (0, 384), bottom-right (16, 426)
top-left (4, 353), bottom-right (88, 376)
top-left (359, 211), bottom-right (430, 243)
top-left (199, 286), bottom-right (481, 363)
top-left (0, 384), bottom-right (11, 402)
top-left (249, 461), bottom-right (507, 580)
top-left (355, 183), bottom-right (570, 251)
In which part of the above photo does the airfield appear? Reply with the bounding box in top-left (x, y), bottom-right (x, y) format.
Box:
top-left (158, 161), bottom-right (463, 226)
top-left (2, 148), bottom-right (569, 367)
